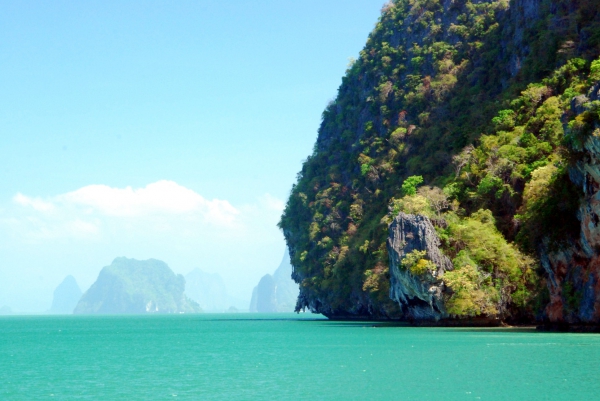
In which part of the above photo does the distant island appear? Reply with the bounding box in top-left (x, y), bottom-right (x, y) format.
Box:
top-left (49, 275), bottom-right (82, 314)
top-left (185, 269), bottom-right (244, 312)
top-left (74, 257), bottom-right (201, 314)
top-left (0, 305), bottom-right (12, 315)
top-left (249, 250), bottom-right (299, 313)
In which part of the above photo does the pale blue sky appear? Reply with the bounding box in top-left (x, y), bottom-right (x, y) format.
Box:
top-left (0, 0), bottom-right (384, 312)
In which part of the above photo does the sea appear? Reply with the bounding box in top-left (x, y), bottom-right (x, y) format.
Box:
top-left (1, 313), bottom-right (599, 400)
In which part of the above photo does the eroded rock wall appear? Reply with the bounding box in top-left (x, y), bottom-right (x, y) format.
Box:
top-left (387, 213), bottom-right (452, 321)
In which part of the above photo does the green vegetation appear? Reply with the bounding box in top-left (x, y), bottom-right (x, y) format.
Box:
top-left (401, 175), bottom-right (423, 196)
top-left (441, 210), bottom-right (535, 316)
top-left (280, 0), bottom-right (600, 320)
top-left (401, 250), bottom-right (436, 276)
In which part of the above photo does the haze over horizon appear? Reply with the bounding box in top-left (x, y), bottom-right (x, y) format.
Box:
top-left (0, 1), bottom-right (385, 312)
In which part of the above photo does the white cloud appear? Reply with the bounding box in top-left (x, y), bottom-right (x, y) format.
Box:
top-left (13, 180), bottom-right (239, 226)
top-left (3, 181), bottom-right (287, 263)
top-left (2, 180), bottom-right (245, 245)
top-left (13, 193), bottom-right (54, 212)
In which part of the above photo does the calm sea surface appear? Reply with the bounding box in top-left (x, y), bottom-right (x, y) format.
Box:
top-left (1, 314), bottom-right (599, 400)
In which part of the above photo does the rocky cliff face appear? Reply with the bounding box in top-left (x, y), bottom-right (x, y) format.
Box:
top-left (542, 83), bottom-right (600, 326)
top-left (387, 213), bottom-right (452, 320)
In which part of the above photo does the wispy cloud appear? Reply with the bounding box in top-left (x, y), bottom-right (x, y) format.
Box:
top-left (14, 180), bottom-right (239, 223)
top-left (6, 181), bottom-right (242, 242)
top-left (13, 193), bottom-right (55, 212)
top-left (57, 180), bottom-right (238, 221)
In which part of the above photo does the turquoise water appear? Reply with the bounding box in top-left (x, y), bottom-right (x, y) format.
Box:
top-left (1, 314), bottom-right (599, 400)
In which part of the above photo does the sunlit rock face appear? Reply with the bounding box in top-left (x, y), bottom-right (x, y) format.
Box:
top-left (387, 213), bottom-right (452, 321)
top-left (73, 257), bottom-right (201, 314)
top-left (542, 84), bottom-right (600, 325)
top-left (49, 275), bottom-right (82, 314)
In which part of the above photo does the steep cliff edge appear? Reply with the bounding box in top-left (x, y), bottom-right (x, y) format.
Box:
top-left (280, 0), bottom-right (600, 325)
top-left (541, 82), bottom-right (600, 327)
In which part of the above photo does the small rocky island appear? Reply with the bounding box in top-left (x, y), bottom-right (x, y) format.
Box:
top-left (249, 250), bottom-right (299, 313)
top-left (74, 257), bottom-right (201, 314)
top-left (49, 275), bottom-right (82, 314)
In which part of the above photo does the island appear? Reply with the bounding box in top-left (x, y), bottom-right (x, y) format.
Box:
top-left (74, 257), bottom-right (201, 314)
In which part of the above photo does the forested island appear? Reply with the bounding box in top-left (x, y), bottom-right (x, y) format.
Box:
top-left (74, 258), bottom-right (201, 314)
top-left (280, 0), bottom-right (600, 328)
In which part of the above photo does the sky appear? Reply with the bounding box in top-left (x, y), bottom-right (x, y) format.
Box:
top-left (0, 0), bottom-right (385, 312)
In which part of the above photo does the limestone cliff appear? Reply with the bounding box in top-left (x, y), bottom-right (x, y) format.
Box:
top-left (541, 82), bottom-right (600, 327)
top-left (280, 0), bottom-right (600, 324)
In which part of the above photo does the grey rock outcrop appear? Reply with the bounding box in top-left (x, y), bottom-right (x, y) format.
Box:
top-left (387, 213), bottom-right (453, 321)
top-left (49, 275), bottom-right (82, 314)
